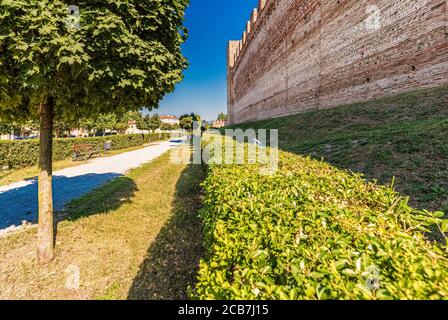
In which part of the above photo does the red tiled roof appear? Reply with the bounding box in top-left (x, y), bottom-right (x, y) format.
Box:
top-left (160, 115), bottom-right (178, 119)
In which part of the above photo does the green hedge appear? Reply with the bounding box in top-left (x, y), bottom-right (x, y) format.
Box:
top-left (0, 133), bottom-right (170, 169)
top-left (195, 140), bottom-right (448, 300)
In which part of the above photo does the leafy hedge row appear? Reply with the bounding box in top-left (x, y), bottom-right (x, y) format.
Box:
top-left (195, 140), bottom-right (448, 300)
top-left (0, 133), bottom-right (170, 169)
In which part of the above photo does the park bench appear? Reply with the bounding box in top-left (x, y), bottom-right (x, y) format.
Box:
top-left (72, 144), bottom-right (101, 161)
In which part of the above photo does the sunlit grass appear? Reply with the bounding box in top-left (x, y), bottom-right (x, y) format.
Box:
top-left (0, 151), bottom-right (204, 300)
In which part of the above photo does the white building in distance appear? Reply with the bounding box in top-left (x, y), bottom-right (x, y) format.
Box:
top-left (125, 120), bottom-right (150, 135)
top-left (160, 115), bottom-right (179, 125)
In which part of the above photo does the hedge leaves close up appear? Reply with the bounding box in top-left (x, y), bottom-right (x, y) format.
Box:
top-left (195, 139), bottom-right (448, 300)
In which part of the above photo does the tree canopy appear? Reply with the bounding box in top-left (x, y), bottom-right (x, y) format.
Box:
top-left (217, 112), bottom-right (227, 121)
top-left (179, 113), bottom-right (201, 131)
top-left (160, 122), bottom-right (179, 131)
top-left (139, 114), bottom-right (161, 132)
top-left (94, 113), bottom-right (117, 133)
top-left (0, 117), bottom-right (38, 135)
top-left (0, 0), bottom-right (189, 120)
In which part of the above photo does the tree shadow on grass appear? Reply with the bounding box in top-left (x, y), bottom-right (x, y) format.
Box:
top-left (127, 163), bottom-right (205, 300)
top-left (52, 175), bottom-right (138, 244)
top-left (59, 175), bottom-right (138, 222)
top-left (0, 173), bottom-right (138, 231)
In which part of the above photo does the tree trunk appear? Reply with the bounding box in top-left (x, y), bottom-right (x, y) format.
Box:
top-left (37, 97), bottom-right (55, 265)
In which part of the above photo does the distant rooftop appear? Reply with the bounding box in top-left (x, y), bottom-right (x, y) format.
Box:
top-left (160, 115), bottom-right (178, 119)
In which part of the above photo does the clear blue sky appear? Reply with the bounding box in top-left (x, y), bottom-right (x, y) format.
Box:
top-left (148, 0), bottom-right (259, 121)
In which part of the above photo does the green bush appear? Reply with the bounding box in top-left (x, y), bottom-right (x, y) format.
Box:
top-left (0, 133), bottom-right (170, 169)
top-left (195, 140), bottom-right (448, 300)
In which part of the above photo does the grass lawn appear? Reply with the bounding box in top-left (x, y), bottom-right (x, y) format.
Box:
top-left (0, 144), bottom-right (154, 186)
top-left (228, 86), bottom-right (448, 213)
top-left (0, 151), bottom-right (204, 299)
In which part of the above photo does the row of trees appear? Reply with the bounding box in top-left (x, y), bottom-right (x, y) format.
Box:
top-left (0, 112), bottom-right (137, 136)
top-left (74, 112), bottom-right (203, 133)
top-left (0, 111), bottom-right (185, 137)
top-left (79, 111), bottom-right (142, 134)
top-left (217, 112), bottom-right (227, 122)
top-left (0, 118), bottom-right (38, 135)
top-left (2, 111), bottom-right (225, 137)
top-left (130, 112), bottom-right (202, 132)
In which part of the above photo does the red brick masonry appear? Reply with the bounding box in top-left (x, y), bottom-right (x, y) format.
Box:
top-left (227, 0), bottom-right (448, 124)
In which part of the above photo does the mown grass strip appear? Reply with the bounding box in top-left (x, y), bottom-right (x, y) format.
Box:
top-left (0, 151), bottom-right (204, 300)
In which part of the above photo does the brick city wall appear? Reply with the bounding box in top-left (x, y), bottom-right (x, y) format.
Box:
top-left (227, 0), bottom-right (448, 124)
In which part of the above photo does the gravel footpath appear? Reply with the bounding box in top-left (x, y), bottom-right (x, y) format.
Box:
top-left (0, 141), bottom-right (174, 234)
